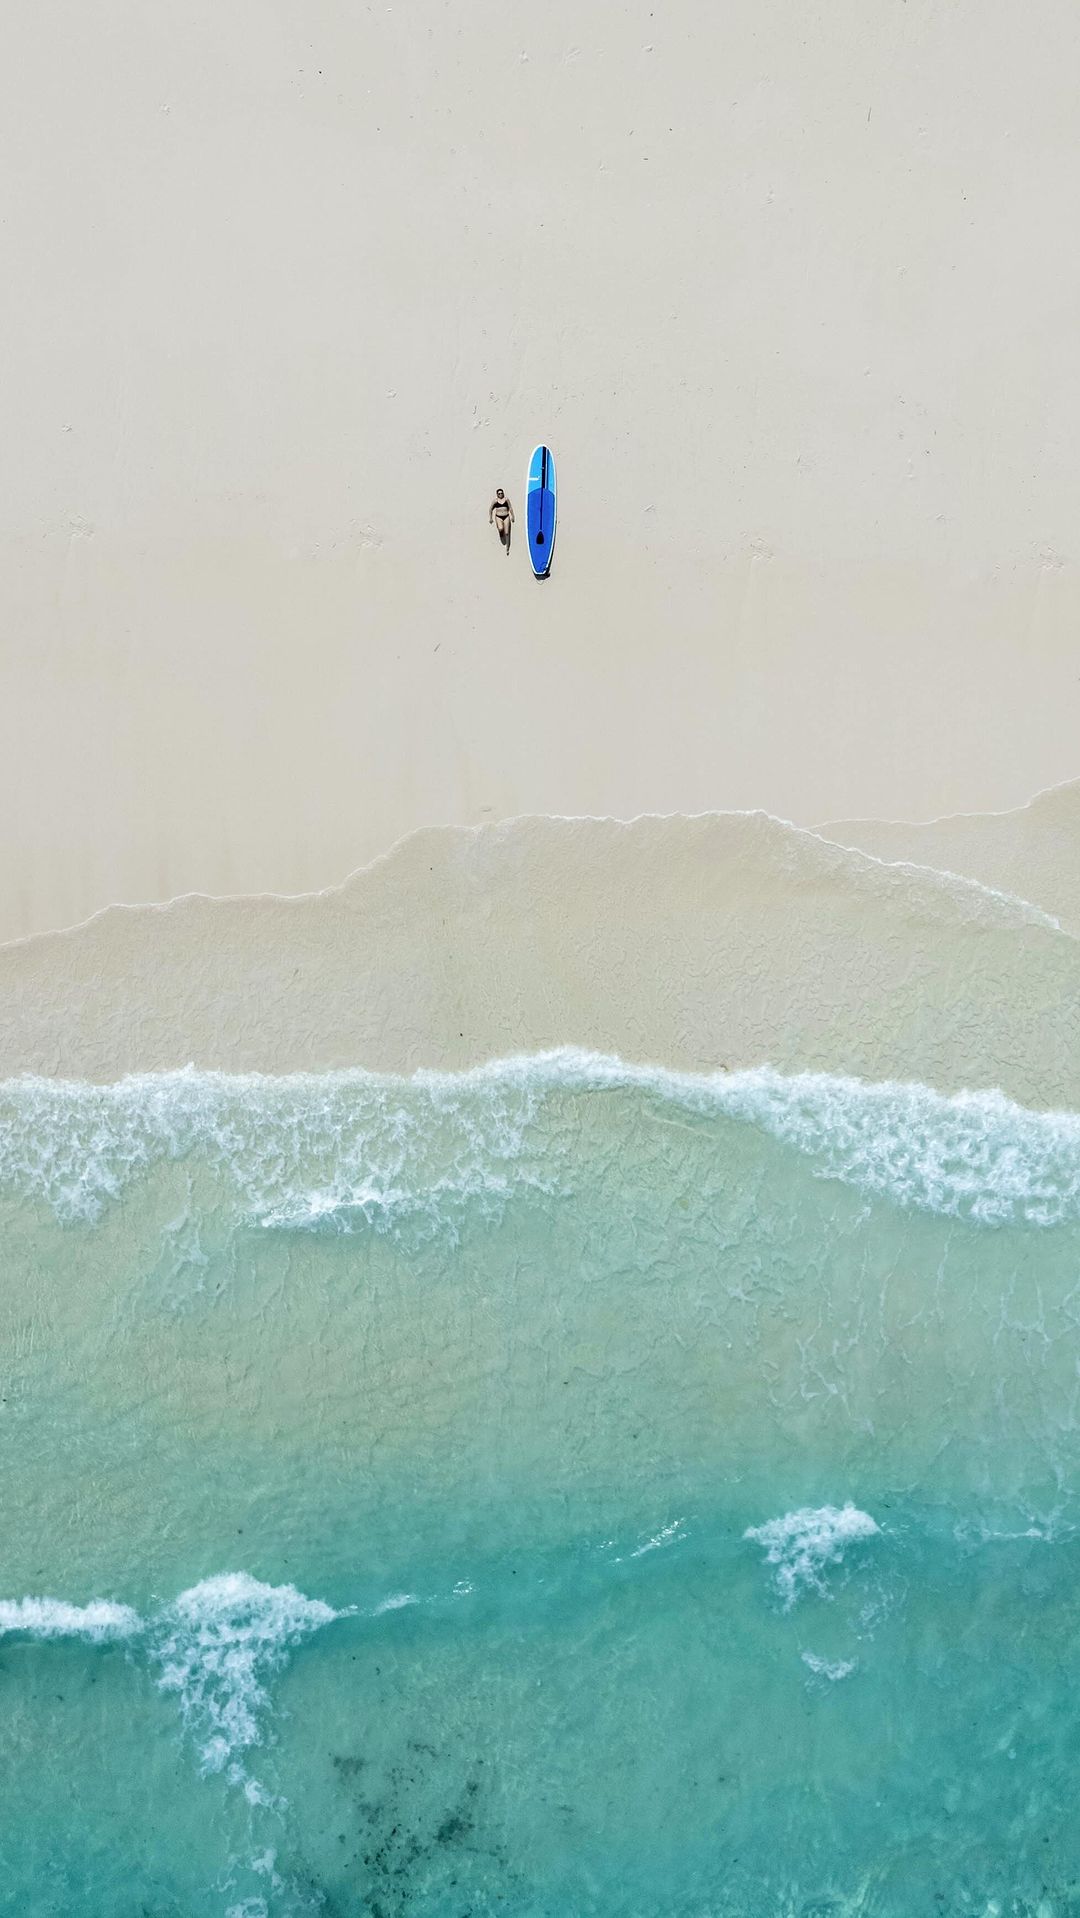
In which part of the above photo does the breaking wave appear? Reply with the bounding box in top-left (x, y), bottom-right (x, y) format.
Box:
top-left (0, 1575), bottom-right (350, 1802)
top-left (744, 1503), bottom-right (882, 1608)
top-left (0, 1597), bottom-right (142, 1642)
top-left (2, 1049), bottom-right (1080, 1231)
top-left (151, 1574), bottom-right (348, 1796)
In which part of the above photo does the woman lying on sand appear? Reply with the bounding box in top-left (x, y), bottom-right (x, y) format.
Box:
top-left (489, 487), bottom-right (514, 551)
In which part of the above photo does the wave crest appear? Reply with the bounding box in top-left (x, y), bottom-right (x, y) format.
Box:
top-left (0, 1596), bottom-right (142, 1642)
top-left (2, 1051), bottom-right (1080, 1231)
top-left (744, 1503), bottom-right (881, 1608)
top-left (153, 1573), bottom-right (346, 1790)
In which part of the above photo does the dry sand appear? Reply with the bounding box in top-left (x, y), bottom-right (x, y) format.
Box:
top-left (4, 1), bottom-right (1080, 945)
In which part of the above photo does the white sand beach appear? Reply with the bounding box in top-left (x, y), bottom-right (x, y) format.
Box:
top-left (4, 0), bottom-right (1080, 947)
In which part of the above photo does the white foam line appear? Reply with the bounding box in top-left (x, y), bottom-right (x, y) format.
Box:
top-left (0, 1597), bottom-right (143, 1641)
top-left (815, 771), bottom-right (1080, 837)
top-left (5, 795), bottom-right (1075, 952)
top-left (5, 1049), bottom-right (1080, 1229)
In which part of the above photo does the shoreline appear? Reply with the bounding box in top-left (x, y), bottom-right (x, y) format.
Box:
top-left (3, 808), bottom-right (1078, 1102)
top-left (5, 776), bottom-right (1077, 951)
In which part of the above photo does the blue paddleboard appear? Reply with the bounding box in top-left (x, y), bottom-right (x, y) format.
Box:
top-left (526, 445), bottom-right (556, 577)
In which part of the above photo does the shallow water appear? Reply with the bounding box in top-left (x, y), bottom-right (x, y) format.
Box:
top-left (1, 1053), bottom-right (1078, 1915)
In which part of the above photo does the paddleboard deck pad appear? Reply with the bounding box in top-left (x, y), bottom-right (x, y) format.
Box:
top-left (526, 445), bottom-right (557, 576)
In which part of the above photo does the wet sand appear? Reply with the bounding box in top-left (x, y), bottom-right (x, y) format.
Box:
top-left (820, 780), bottom-right (1080, 936)
top-left (3, 813), bottom-right (1079, 1104)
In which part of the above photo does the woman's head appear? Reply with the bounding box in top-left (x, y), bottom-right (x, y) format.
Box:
top-left (496, 488), bottom-right (505, 499)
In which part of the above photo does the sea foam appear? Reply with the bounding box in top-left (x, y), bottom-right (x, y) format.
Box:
top-left (744, 1504), bottom-right (881, 1608)
top-left (0, 1597), bottom-right (143, 1642)
top-left (801, 1650), bottom-right (857, 1681)
top-left (152, 1574), bottom-right (347, 1787)
top-left (2, 1051), bottom-right (1080, 1231)
top-left (0, 1572), bottom-right (371, 1812)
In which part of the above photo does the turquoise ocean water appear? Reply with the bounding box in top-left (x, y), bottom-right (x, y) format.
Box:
top-left (1, 1050), bottom-right (1079, 1915)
